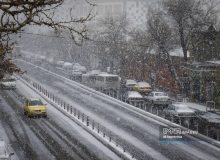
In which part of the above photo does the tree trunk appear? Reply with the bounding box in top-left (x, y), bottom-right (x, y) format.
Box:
top-left (179, 23), bottom-right (188, 62)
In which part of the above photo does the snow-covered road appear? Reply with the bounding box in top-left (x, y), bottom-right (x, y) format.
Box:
top-left (14, 60), bottom-right (220, 160)
top-left (0, 84), bottom-right (121, 159)
top-left (0, 92), bottom-right (55, 160)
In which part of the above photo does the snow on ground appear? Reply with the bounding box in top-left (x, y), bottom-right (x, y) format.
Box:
top-left (200, 112), bottom-right (220, 123)
top-left (186, 102), bottom-right (208, 112)
top-left (0, 122), bottom-right (19, 160)
top-left (31, 79), bottom-right (220, 160)
top-left (16, 80), bottom-right (122, 160)
top-left (22, 75), bottom-right (174, 159)
top-left (17, 78), bottom-right (171, 160)
top-left (0, 94), bottom-right (19, 160)
top-left (13, 59), bottom-right (220, 160)
top-left (0, 93), bottom-right (55, 160)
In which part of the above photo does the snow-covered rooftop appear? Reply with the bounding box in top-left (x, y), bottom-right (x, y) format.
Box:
top-left (98, 73), bottom-right (119, 77)
top-left (137, 82), bottom-right (151, 87)
top-left (169, 48), bottom-right (190, 57)
top-left (186, 102), bottom-right (207, 112)
top-left (127, 91), bottom-right (143, 98)
top-left (126, 79), bottom-right (137, 85)
top-left (63, 62), bottom-right (73, 68)
top-left (200, 112), bottom-right (220, 124)
top-left (172, 103), bottom-right (195, 113)
top-left (207, 60), bottom-right (220, 65)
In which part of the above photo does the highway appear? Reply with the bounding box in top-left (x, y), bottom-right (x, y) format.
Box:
top-left (11, 59), bottom-right (220, 160)
top-left (0, 82), bottom-right (121, 160)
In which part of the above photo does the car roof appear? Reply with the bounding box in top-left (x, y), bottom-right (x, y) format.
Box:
top-left (150, 91), bottom-right (166, 94)
top-left (151, 91), bottom-right (165, 93)
top-left (127, 91), bottom-right (143, 98)
top-left (172, 103), bottom-right (189, 108)
top-left (170, 103), bottom-right (194, 112)
top-left (126, 79), bottom-right (137, 84)
top-left (126, 79), bottom-right (136, 82)
top-left (137, 82), bottom-right (151, 87)
top-left (97, 73), bottom-right (119, 77)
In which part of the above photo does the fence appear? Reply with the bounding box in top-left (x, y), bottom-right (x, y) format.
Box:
top-left (96, 88), bottom-right (205, 131)
top-left (31, 82), bottom-right (142, 160)
top-left (21, 71), bottom-right (220, 142)
top-left (96, 87), bottom-right (165, 117)
top-left (206, 101), bottom-right (216, 112)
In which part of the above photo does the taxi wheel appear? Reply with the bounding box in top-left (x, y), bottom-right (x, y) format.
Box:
top-left (24, 111), bottom-right (27, 115)
top-left (27, 113), bottom-right (32, 118)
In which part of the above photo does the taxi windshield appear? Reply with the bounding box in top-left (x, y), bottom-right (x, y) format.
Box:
top-left (29, 100), bottom-right (43, 106)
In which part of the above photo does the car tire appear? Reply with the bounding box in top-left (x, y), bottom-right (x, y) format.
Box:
top-left (24, 111), bottom-right (27, 115)
top-left (27, 113), bottom-right (31, 118)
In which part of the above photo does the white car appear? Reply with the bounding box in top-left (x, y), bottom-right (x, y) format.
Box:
top-left (125, 79), bottom-right (137, 90)
top-left (124, 91), bottom-right (144, 101)
top-left (56, 61), bottom-right (65, 67)
top-left (0, 140), bottom-right (14, 160)
top-left (164, 103), bottom-right (196, 118)
top-left (72, 63), bottom-right (87, 73)
top-left (0, 76), bottom-right (16, 89)
top-left (146, 91), bottom-right (171, 105)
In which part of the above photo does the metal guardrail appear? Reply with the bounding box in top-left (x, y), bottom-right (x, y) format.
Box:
top-left (30, 81), bottom-right (139, 160)
top-left (17, 59), bottom-right (220, 144)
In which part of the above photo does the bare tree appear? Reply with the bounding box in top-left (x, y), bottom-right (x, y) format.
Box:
top-left (127, 29), bottom-right (152, 80)
top-left (92, 16), bottom-right (128, 72)
top-left (0, 0), bottom-right (93, 35)
top-left (147, 10), bottom-right (180, 91)
top-left (0, 0), bottom-right (94, 79)
top-left (147, 11), bottom-right (175, 62)
top-left (163, 0), bottom-right (219, 61)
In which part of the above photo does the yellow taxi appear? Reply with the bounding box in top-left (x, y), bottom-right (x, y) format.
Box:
top-left (133, 82), bottom-right (152, 93)
top-left (23, 98), bottom-right (47, 117)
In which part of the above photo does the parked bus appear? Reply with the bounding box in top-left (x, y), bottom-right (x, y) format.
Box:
top-left (82, 70), bottom-right (101, 86)
top-left (95, 73), bottom-right (121, 90)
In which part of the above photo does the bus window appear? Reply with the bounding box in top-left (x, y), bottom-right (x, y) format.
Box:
top-left (96, 76), bottom-right (105, 81)
top-left (106, 77), bottom-right (118, 82)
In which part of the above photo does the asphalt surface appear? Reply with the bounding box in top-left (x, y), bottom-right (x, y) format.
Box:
top-left (0, 87), bottom-right (120, 160)
top-left (13, 59), bottom-right (220, 160)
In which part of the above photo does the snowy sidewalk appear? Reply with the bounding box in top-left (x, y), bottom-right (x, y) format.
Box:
top-left (0, 97), bottom-right (19, 160)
